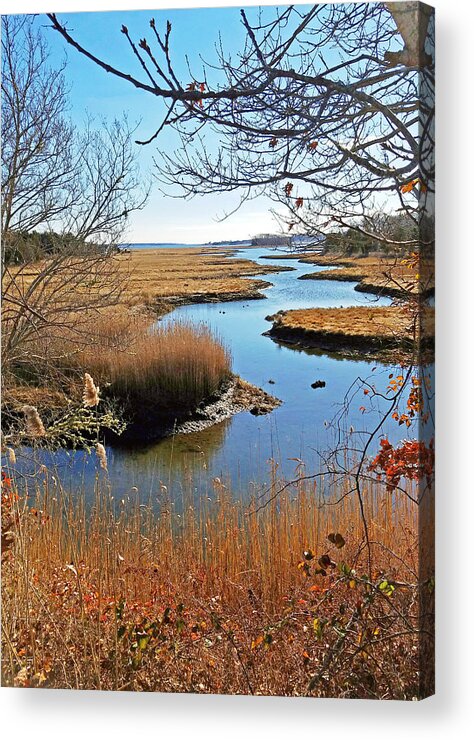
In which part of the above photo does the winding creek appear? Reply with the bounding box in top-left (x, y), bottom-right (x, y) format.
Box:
top-left (21, 245), bottom-right (419, 506)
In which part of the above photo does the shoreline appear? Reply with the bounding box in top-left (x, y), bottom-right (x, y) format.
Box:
top-left (265, 306), bottom-right (435, 363)
top-left (298, 269), bottom-right (435, 300)
top-left (259, 250), bottom-right (435, 300)
top-left (153, 279), bottom-right (274, 313)
top-left (3, 247), bottom-right (434, 446)
top-left (103, 375), bottom-right (281, 446)
top-left (119, 246), bottom-right (293, 313)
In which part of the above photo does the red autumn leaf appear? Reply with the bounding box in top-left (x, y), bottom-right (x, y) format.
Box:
top-left (284, 182), bottom-right (294, 196)
top-left (308, 141), bottom-right (318, 151)
top-left (269, 137), bottom-right (278, 148)
top-left (401, 178), bottom-right (420, 194)
top-left (199, 82), bottom-right (205, 93)
top-left (368, 438), bottom-right (435, 492)
top-left (295, 197), bottom-right (304, 209)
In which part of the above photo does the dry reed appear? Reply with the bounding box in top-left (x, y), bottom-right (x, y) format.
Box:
top-left (80, 318), bottom-right (232, 414)
top-left (21, 405), bottom-right (46, 437)
top-left (1, 465), bottom-right (428, 698)
top-left (83, 374), bottom-right (100, 407)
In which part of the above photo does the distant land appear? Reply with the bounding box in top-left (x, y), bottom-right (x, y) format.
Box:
top-left (121, 234), bottom-right (324, 249)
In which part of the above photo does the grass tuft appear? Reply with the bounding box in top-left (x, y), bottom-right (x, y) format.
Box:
top-left (81, 319), bottom-right (232, 415)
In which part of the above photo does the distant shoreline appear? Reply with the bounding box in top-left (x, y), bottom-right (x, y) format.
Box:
top-left (119, 241), bottom-right (253, 250)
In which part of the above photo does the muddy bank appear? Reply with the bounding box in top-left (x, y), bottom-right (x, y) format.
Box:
top-left (2, 376), bottom-right (281, 449)
top-left (298, 270), bottom-right (434, 300)
top-left (156, 280), bottom-right (274, 310)
top-left (353, 281), bottom-right (435, 300)
top-left (265, 324), bottom-right (413, 362)
top-left (105, 376), bottom-right (281, 446)
top-left (265, 307), bottom-right (434, 363)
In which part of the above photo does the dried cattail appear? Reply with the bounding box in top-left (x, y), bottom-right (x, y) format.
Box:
top-left (83, 373), bottom-right (100, 407)
top-left (22, 405), bottom-right (46, 437)
top-left (96, 443), bottom-right (108, 472)
top-left (6, 448), bottom-right (16, 466)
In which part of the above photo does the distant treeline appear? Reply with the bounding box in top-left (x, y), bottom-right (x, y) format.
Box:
top-left (2, 230), bottom-right (114, 264)
top-left (324, 213), bottom-right (434, 256)
top-left (251, 234), bottom-right (291, 247)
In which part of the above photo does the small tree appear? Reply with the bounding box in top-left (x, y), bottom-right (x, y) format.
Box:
top-left (1, 15), bottom-right (76, 236)
top-left (1, 15), bottom-right (149, 384)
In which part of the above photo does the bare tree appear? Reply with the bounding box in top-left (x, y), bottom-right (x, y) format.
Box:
top-left (47, 2), bottom-right (434, 250)
top-left (2, 15), bottom-right (149, 247)
top-left (1, 15), bottom-right (149, 385)
top-left (1, 245), bottom-right (126, 383)
top-left (62, 115), bottom-right (148, 246)
top-left (1, 15), bottom-right (76, 236)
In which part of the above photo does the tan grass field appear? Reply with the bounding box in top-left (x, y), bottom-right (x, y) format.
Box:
top-left (119, 247), bottom-right (286, 310)
top-left (272, 305), bottom-right (434, 341)
top-left (268, 305), bottom-right (434, 363)
top-left (298, 252), bottom-right (435, 297)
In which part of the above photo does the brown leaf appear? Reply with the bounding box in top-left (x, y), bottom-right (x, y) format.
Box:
top-left (328, 532), bottom-right (346, 549)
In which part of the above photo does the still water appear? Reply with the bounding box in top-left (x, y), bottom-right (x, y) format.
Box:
top-left (23, 246), bottom-right (407, 503)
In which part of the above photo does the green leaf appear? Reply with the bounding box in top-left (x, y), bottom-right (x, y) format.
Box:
top-left (378, 580), bottom-right (395, 597)
top-left (313, 617), bottom-right (324, 640)
top-left (138, 634), bottom-right (150, 651)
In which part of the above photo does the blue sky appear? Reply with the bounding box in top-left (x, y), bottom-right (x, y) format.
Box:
top-left (32, 5), bottom-right (313, 244)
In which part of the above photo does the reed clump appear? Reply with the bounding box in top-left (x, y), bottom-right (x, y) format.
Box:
top-left (82, 318), bottom-right (232, 415)
top-left (4, 314), bottom-right (232, 433)
top-left (1, 466), bottom-right (428, 698)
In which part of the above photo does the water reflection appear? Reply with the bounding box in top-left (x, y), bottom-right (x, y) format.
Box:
top-left (13, 246), bottom-right (408, 504)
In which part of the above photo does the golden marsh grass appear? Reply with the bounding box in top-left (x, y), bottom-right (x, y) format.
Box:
top-left (1, 465), bottom-right (428, 698)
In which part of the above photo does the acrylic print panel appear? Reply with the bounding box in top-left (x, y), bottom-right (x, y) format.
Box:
top-left (1, 1), bottom-right (434, 698)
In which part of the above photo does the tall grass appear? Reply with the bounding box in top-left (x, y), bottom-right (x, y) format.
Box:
top-left (6, 312), bottom-right (232, 420)
top-left (86, 320), bottom-right (231, 412)
top-left (1, 465), bottom-right (428, 697)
